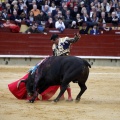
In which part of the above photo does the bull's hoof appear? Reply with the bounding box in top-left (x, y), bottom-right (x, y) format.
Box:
top-left (75, 97), bottom-right (81, 103)
top-left (29, 99), bottom-right (35, 103)
top-left (51, 101), bottom-right (57, 104)
top-left (53, 99), bottom-right (59, 103)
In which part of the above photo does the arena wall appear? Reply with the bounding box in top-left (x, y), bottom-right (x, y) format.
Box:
top-left (0, 29), bottom-right (120, 67)
top-left (0, 55), bottom-right (120, 67)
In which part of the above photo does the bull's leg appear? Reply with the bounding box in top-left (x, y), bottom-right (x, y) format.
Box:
top-left (54, 84), bottom-right (68, 102)
top-left (76, 83), bottom-right (87, 101)
top-left (29, 84), bottom-right (50, 103)
top-left (29, 91), bottom-right (38, 103)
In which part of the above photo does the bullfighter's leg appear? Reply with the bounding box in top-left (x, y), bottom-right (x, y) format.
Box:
top-left (66, 84), bottom-right (73, 101)
top-left (76, 83), bottom-right (87, 101)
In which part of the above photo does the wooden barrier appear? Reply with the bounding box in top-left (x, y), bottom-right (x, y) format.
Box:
top-left (0, 32), bottom-right (120, 56)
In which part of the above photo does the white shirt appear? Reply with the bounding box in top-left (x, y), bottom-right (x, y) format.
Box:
top-left (55, 21), bottom-right (65, 29)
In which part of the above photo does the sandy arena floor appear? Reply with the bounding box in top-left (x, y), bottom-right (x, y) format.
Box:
top-left (0, 65), bottom-right (120, 120)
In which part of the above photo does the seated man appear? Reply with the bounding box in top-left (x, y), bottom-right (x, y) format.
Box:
top-left (90, 24), bottom-right (99, 35)
top-left (25, 23), bottom-right (39, 34)
top-left (68, 21), bottom-right (79, 29)
top-left (79, 25), bottom-right (88, 34)
top-left (99, 23), bottom-right (112, 32)
top-left (55, 17), bottom-right (65, 32)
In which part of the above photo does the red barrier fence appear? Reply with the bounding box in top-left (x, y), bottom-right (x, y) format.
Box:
top-left (0, 32), bottom-right (120, 56)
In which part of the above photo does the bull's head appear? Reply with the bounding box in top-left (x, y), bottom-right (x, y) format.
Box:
top-left (17, 71), bottom-right (36, 97)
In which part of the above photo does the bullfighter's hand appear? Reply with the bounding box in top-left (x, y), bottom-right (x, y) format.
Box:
top-left (74, 33), bottom-right (81, 41)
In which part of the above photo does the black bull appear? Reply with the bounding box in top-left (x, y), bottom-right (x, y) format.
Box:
top-left (18, 56), bottom-right (91, 103)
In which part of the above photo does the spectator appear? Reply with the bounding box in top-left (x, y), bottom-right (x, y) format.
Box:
top-left (45, 17), bottom-right (55, 28)
top-left (42, 5), bottom-right (51, 15)
top-left (81, 7), bottom-right (88, 16)
top-left (52, 6), bottom-right (60, 19)
top-left (61, 4), bottom-right (69, 17)
top-left (26, 0), bottom-right (33, 11)
top-left (99, 23), bottom-right (112, 32)
top-left (0, 2), bottom-right (3, 11)
top-left (75, 13), bottom-right (83, 26)
top-left (2, 8), bottom-right (10, 20)
top-left (79, 24), bottom-right (88, 34)
top-left (81, 10), bottom-right (92, 33)
top-left (64, 10), bottom-right (73, 28)
top-left (54, 10), bottom-right (64, 21)
top-left (36, 0), bottom-right (44, 10)
top-left (43, 0), bottom-right (51, 6)
top-left (67, 0), bottom-right (76, 10)
top-left (106, 12), bottom-right (112, 23)
top-left (35, 10), bottom-right (47, 24)
top-left (116, 7), bottom-right (120, 23)
top-left (10, 10), bottom-right (21, 26)
top-left (49, 1), bottom-right (56, 13)
top-left (26, 10), bottom-right (35, 26)
top-left (25, 22), bottom-right (40, 34)
top-left (54, 0), bottom-right (61, 6)
top-left (98, 11), bottom-right (108, 24)
top-left (90, 12), bottom-right (99, 25)
top-left (0, 11), bottom-right (3, 20)
top-left (20, 12), bottom-right (26, 21)
top-left (11, 0), bottom-right (18, 12)
top-left (112, 0), bottom-right (119, 8)
top-left (71, 5), bottom-right (79, 20)
top-left (18, 0), bottom-right (24, 12)
top-left (74, 0), bottom-right (80, 7)
top-left (3, 19), bottom-right (20, 33)
top-left (90, 6), bottom-right (97, 18)
top-left (55, 17), bottom-right (65, 32)
top-left (90, 24), bottom-right (100, 35)
top-left (32, 0), bottom-right (37, 6)
top-left (13, 4), bottom-right (21, 15)
top-left (6, 3), bottom-right (12, 16)
top-left (20, 4), bottom-right (29, 18)
top-left (2, 0), bottom-right (9, 9)
top-left (78, 1), bottom-right (86, 15)
top-left (46, 11), bottom-right (53, 21)
top-left (36, 21), bottom-right (47, 34)
top-left (68, 20), bottom-right (79, 29)
top-left (95, 2), bottom-right (102, 16)
top-left (93, 0), bottom-right (100, 8)
top-left (101, 0), bottom-right (111, 13)
top-left (111, 11), bottom-right (119, 29)
top-left (31, 4), bottom-right (40, 17)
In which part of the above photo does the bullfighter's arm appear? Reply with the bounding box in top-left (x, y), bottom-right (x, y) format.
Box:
top-left (66, 33), bottom-right (81, 43)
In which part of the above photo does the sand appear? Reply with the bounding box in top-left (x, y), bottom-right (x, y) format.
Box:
top-left (0, 65), bottom-right (120, 120)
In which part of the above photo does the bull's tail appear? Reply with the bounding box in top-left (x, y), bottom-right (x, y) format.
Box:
top-left (83, 59), bottom-right (91, 68)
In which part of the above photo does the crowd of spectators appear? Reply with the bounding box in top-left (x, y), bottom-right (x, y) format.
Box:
top-left (0, 0), bottom-right (120, 34)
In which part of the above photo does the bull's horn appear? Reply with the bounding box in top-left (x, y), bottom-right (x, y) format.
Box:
top-left (17, 79), bottom-right (26, 89)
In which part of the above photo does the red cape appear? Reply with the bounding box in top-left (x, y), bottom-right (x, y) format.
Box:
top-left (8, 73), bottom-right (59, 101)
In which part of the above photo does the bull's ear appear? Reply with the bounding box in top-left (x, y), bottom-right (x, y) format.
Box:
top-left (17, 79), bottom-right (27, 89)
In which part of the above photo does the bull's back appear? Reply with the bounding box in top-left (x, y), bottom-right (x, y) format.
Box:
top-left (50, 56), bottom-right (90, 69)
top-left (42, 56), bottom-right (90, 84)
